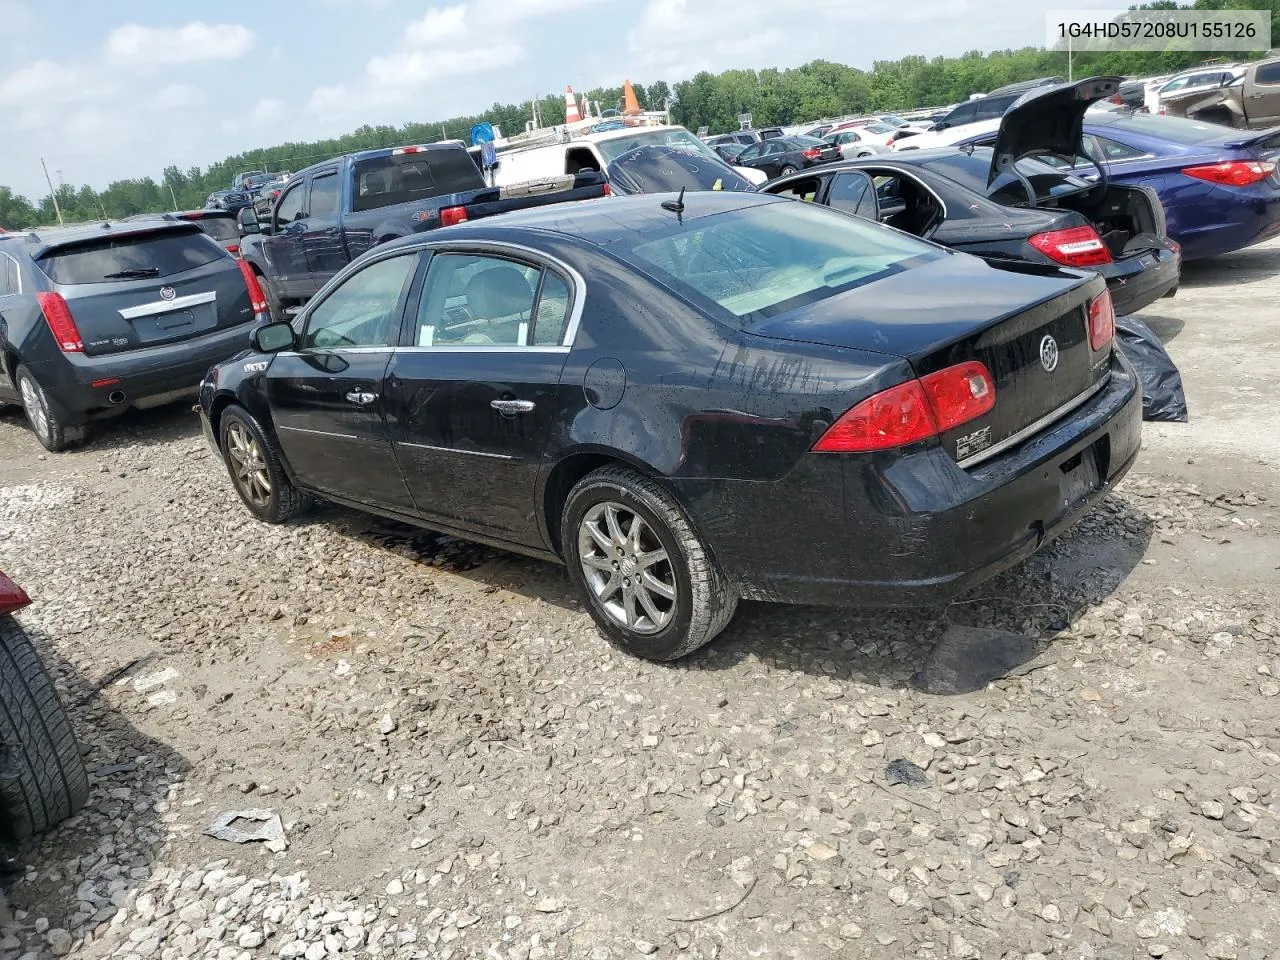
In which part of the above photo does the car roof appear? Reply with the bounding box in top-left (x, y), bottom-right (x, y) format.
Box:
top-left (380, 192), bottom-right (786, 251)
top-left (0, 219), bottom-right (200, 258)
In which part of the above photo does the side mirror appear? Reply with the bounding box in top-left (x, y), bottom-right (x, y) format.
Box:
top-left (251, 321), bottom-right (295, 353)
top-left (236, 206), bottom-right (261, 237)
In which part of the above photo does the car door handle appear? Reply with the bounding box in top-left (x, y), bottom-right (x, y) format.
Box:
top-left (345, 390), bottom-right (378, 406)
top-left (491, 399), bottom-right (535, 414)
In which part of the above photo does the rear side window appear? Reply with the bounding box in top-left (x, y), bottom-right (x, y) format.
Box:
top-left (38, 231), bottom-right (224, 285)
top-left (621, 201), bottom-right (942, 323)
top-left (352, 151), bottom-right (485, 213)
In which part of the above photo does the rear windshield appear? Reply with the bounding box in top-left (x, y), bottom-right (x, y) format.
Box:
top-left (192, 217), bottom-right (238, 242)
top-left (1097, 113), bottom-right (1240, 145)
top-left (920, 148), bottom-right (1095, 205)
top-left (38, 230), bottom-right (225, 285)
top-left (606, 146), bottom-right (754, 195)
top-left (620, 201), bottom-right (943, 323)
top-left (352, 151), bottom-right (485, 213)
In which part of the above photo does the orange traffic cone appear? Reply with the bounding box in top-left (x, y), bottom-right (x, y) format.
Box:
top-left (564, 86), bottom-right (582, 124)
top-left (623, 79), bottom-right (642, 116)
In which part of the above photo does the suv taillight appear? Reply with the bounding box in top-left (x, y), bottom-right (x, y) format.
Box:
top-left (1029, 226), bottom-right (1114, 267)
top-left (440, 206), bottom-right (468, 227)
top-left (1088, 289), bottom-right (1116, 351)
top-left (36, 292), bottom-right (84, 352)
top-left (812, 361), bottom-right (995, 453)
top-left (1182, 160), bottom-right (1274, 187)
top-left (237, 260), bottom-right (269, 317)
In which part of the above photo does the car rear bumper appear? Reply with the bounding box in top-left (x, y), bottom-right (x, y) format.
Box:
top-left (1166, 182), bottom-right (1280, 260)
top-left (679, 352), bottom-right (1142, 608)
top-left (1100, 243), bottom-right (1180, 315)
top-left (25, 322), bottom-right (254, 424)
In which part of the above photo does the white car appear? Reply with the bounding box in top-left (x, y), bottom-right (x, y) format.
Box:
top-left (1145, 66), bottom-right (1243, 115)
top-left (891, 118), bottom-right (999, 151)
top-left (828, 119), bottom-right (900, 146)
top-left (822, 128), bottom-right (889, 159)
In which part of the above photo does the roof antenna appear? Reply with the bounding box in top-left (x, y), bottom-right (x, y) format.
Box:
top-left (661, 186), bottom-right (686, 216)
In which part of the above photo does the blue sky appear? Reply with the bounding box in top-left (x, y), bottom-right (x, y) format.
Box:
top-left (0, 0), bottom-right (1119, 199)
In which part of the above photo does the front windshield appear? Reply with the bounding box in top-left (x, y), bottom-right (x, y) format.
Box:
top-left (595, 129), bottom-right (727, 166)
top-left (606, 145), bottom-right (754, 195)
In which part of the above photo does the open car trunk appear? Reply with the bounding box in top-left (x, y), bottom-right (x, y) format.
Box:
top-left (1045, 182), bottom-right (1166, 259)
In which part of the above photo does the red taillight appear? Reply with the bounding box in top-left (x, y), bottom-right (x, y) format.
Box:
top-left (919, 361), bottom-right (996, 433)
top-left (0, 572), bottom-right (32, 615)
top-left (237, 260), bottom-right (269, 316)
top-left (90, 378), bottom-right (120, 388)
top-left (1088, 289), bottom-right (1115, 351)
top-left (1029, 225), bottom-right (1113, 267)
top-left (227, 244), bottom-right (241, 257)
top-left (802, 147), bottom-right (822, 159)
top-left (602, 182), bottom-right (612, 197)
top-left (36, 292), bottom-right (84, 352)
top-left (811, 361), bottom-right (995, 453)
top-left (1182, 160), bottom-right (1274, 187)
top-left (440, 206), bottom-right (468, 227)
top-left (392, 145), bottom-right (427, 155)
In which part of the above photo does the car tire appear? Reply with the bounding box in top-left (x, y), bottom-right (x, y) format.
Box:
top-left (0, 613), bottom-right (90, 842)
top-left (218, 405), bottom-right (311, 524)
top-left (256, 272), bottom-right (288, 324)
top-left (562, 466), bottom-right (738, 662)
top-left (778, 165), bottom-right (797, 176)
top-left (16, 366), bottom-right (87, 453)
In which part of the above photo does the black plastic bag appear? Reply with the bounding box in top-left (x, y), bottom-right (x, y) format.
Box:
top-left (1114, 316), bottom-right (1188, 423)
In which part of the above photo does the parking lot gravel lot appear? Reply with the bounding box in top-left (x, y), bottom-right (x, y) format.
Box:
top-left (1, 242), bottom-right (1278, 960)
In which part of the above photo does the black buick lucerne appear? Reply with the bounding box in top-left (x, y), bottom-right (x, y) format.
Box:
top-left (198, 192), bottom-right (1141, 661)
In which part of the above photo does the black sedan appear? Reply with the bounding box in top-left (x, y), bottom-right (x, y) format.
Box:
top-left (734, 135), bottom-right (841, 179)
top-left (198, 192), bottom-right (1141, 661)
top-left (762, 77), bottom-right (1182, 317)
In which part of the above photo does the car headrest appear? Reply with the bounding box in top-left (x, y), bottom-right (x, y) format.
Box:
top-left (466, 266), bottom-right (533, 319)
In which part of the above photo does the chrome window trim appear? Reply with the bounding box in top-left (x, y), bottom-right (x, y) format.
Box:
top-left (394, 441), bottom-right (517, 461)
top-left (958, 376), bottom-right (1110, 470)
top-left (118, 290), bottom-right (216, 319)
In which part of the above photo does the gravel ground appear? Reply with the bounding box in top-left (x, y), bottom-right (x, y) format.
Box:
top-left (2, 241), bottom-right (1279, 960)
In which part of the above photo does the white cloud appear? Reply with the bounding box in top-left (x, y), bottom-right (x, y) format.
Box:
top-left (366, 43), bottom-right (525, 90)
top-left (154, 83), bottom-right (199, 110)
top-left (0, 59), bottom-right (83, 105)
top-left (105, 22), bottom-right (255, 66)
top-left (405, 5), bottom-right (468, 45)
top-left (251, 98), bottom-right (283, 122)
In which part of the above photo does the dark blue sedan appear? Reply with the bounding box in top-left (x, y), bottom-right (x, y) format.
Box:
top-left (956, 113), bottom-right (1280, 261)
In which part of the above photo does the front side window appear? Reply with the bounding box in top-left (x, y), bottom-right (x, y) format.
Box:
top-left (310, 174), bottom-right (341, 218)
top-left (621, 201), bottom-right (942, 323)
top-left (300, 253), bottom-right (417, 350)
top-left (1256, 62), bottom-right (1280, 85)
top-left (412, 253), bottom-right (571, 347)
top-left (738, 143), bottom-right (762, 162)
top-left (275, 183), bottom-right (306, 227)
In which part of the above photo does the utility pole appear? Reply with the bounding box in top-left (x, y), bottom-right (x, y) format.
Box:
top-left (40, 157), bottom-right (64, 226)
top-left (168, 181), bottom-right (179, 209)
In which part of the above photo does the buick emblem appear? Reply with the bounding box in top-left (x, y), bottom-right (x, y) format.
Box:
top-left (159, 286), bottom-right (177, 301)
top-left (1039, 335), bottom-right (1060, 373)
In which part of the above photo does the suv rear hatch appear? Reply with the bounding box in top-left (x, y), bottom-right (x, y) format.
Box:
top-left (36, 225), bottom-right (253, 357)
top-left (749, 255), bottom-right (1112, 465)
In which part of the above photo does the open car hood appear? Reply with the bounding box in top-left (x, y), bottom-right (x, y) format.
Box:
top-left (988, 76), bottom-right (1123, 187)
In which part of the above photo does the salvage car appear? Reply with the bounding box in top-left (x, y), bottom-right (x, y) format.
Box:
top-left (0, 220), bottom-right (268, 450)
top-left (733, 135), bottom-right (841, 179)
top-left (123, 209), bottom-right (242, 256)
top-left (0, 570), bottom-right (89, 841)
top-left (199, 192), bottom-right (1140, 661)
top-left (763, 77), bottom-right (1181, 316)
top-left (945, 110), bottom-right (1280, 260)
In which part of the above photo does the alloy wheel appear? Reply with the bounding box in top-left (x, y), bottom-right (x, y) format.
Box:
top-left (577, 501), bottom-right (677, 634)
top-left (226, 421), bottom-right (272, 508)
top-left (19, 377), bottom-right (48, 439)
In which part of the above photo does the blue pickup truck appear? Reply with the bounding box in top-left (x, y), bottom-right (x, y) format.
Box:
top-left (237, 143), bottom-right (608, 318)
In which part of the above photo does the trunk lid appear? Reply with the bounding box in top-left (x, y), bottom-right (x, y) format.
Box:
top-left (989, 76), bottom-right (1123, 186)
top-left (748, 254), bottom-right (1110, 463)
top-left (37, 227), bottom-right (253, 357)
